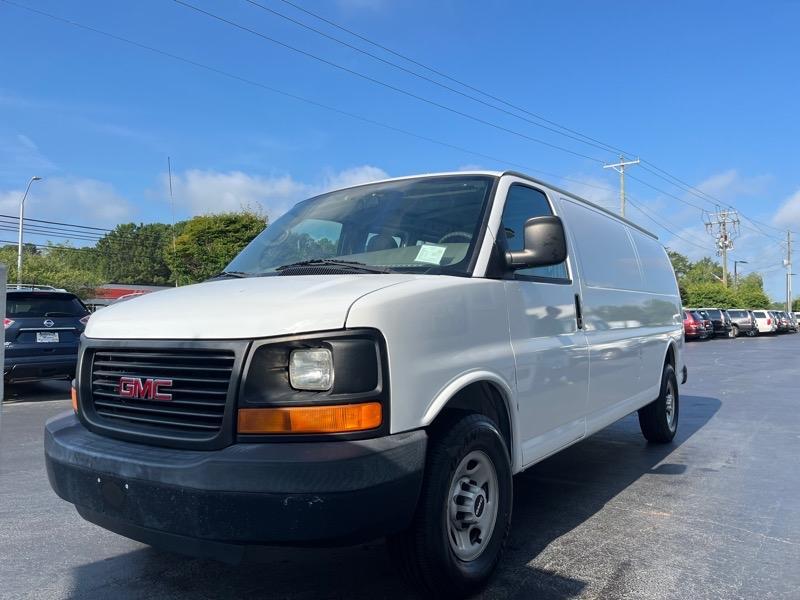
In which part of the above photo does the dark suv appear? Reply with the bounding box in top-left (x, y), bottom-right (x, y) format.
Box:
top-left (696, 308), bottom-right (734, 338)
top-left (725, 309), bottom-right (758, 337)
top-left (4, 289), bottom-right (90, 383)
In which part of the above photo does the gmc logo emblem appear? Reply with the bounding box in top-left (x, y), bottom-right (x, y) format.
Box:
top-left (118, 377), bottom-right (173, 401)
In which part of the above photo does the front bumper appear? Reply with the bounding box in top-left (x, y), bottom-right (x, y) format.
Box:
top-left (4, 354), bottom-right (77, 382)
top-left (45, 413), bottom-right (426, 559)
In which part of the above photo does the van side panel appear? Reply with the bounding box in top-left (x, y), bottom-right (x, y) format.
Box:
top-left (557, 198), bottom-right (645, 414)
top-left (345, 277), bottom-right (521, 469)
top-left (556, 197), bottom-right (682, 434)
top-left (628, 228), bottom-right (684, 392)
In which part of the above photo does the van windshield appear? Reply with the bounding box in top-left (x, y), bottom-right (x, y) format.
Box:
top-left (226, 175), bottom-right (494, 277)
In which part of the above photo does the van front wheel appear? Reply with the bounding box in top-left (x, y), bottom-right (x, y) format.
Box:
top-left (388, 413), bottom-right (512, 599)
top-left (638, 364), bottom-right (679, 443)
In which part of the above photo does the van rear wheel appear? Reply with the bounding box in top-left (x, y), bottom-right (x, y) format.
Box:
top-left (638, 363), bottom-right (679, 443)
top-left (388, 413), bottom-right (512, 599)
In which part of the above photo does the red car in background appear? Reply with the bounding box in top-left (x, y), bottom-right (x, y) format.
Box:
top-left (683, 309), bottom-right (710, 341)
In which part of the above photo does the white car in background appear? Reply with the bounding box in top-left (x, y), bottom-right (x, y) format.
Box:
top-left (752, 310), bottom-right (777, 334)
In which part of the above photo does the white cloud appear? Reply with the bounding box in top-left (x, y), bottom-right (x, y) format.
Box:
top-left (773, 189), bottom-right (800, 229)
top-left (0, 134), bottom-right (58, 178)
top-left (562, 175), bottom-right (618, 212)
top-left (0, 177), bottom-right (134, 230)
top-left (318, 165), bottom-right (388, 192)
top-left (695, 169), bottom-right (771, 201)
top-left (160, 165), bottom-right (389, 221)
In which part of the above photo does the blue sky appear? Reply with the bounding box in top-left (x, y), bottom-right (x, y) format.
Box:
top-left (1, 0), bottom-right (799, 299)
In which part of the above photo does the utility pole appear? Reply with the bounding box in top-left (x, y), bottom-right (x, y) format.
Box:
top-left (786, 231), bottom-right (792, 312)
top-left (603, 155), bottom-right (640, 217)
top-left (704, 207), bottom-right (740, 287)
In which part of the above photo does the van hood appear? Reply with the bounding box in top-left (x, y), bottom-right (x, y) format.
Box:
top-left (85, 275), bottom-right (420, 340)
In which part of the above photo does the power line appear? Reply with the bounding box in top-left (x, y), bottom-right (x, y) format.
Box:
top-left (171, 0), bottom-right (606, 163)
top-left (265, 1), bottom-right (799, 241)
top-left (626, 199), bottom-right (713, 252)
top-left (240, 0), bottom-right (621, 157)
top-left (4, 0), bottom-right (792, 257)
top-left (0, 1), bottom-right (622, 196)
top-left (272, 0), bottom-right (632, 157)
top-left (638, 161), bottom-right (791, 239)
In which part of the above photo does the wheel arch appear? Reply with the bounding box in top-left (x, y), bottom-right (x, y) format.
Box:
top-left (663, 340), bottom-right (677, 369)
top-left (422, 372), bottom-right (517, 469)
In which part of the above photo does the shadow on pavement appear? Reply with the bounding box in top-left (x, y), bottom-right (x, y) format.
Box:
top-left (66, 394), bottom-right (720, 600)
top-left (3, 379), bottom-right (71, 402)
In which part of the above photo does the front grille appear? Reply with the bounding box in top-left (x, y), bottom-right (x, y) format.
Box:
top-left (88, 348), bottom-right (236, 437)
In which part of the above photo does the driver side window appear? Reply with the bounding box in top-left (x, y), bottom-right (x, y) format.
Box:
top-left (501, 184), bottom-right (568, 280)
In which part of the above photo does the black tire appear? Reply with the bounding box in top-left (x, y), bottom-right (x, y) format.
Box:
top-left (730, 325), bottom-right (738, 338)
top-left (388, 413), bottom-right (512, 599)
top-left (638, 363), bottom-right (679, 443)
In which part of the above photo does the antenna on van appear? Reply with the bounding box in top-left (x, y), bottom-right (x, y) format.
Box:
top-left (168, 156), bottom-right (178, 288)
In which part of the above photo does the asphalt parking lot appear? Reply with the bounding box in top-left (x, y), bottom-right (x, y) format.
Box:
top-left (2, 334), bottom-right (799, 600)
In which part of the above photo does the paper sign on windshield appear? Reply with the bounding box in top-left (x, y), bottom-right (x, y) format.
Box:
top-left (415, 244), bottom-right (447, 265)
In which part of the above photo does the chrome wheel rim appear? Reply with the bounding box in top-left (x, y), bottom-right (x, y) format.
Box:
top-left (447, 450), bottom-right (499, 561)
top-left (664, 381), bottom-right (677, 430)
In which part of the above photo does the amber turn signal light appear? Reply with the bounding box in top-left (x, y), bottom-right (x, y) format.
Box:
top-left (238, 402), bottom-right (382, 434)
top-left (71, 385), bottom-right (78, 413)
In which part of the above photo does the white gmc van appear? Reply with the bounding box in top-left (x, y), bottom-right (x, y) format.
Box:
top-left (45, 171), bottom-right (685, 598)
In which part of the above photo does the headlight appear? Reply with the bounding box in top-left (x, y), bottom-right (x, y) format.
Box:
top-left (289, 348), bottom-right (334, 391)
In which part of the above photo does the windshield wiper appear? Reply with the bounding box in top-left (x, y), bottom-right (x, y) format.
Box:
top-left (208, 270), bottom-right (250, 280)
top-left (275, 259), bottom-right (394, 274)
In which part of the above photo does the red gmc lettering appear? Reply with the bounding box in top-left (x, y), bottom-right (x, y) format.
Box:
top-left (118, 377), bottom-right (173, 400)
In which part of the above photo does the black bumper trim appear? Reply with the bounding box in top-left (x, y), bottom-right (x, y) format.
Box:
top-left (45, 413), bottom-right (426, 547)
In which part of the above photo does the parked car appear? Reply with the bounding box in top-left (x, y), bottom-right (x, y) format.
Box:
top-left (4, 289), bottom-right (90, 383)
top-left (44, 171), bottom-right (686, 597)
top-left (725, 308), bottom-right (758, 337)
top-left (696, 307), bottom-right (733, 338)
top-left (752, 310), bottom-right (777, 334)
top-left (772, 311), bottom-right (790, 333)
top-left (683, 309), bottom-right (709, 341)
top-left (787, 312), bottom-right (799, 332)
top-left (777, 311), bottom-right (796, 333)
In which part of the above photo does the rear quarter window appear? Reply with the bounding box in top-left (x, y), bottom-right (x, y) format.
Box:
top-left (753, 311), bottom-right (765, 318)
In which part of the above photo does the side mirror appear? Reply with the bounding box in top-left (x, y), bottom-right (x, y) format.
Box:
top-left (506, 215), bottom-right (567, 269)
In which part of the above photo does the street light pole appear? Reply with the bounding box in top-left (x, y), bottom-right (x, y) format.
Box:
top-left (733, 260), bottom-right (748, 287)
top-left (17, 176), bottom-right (43, 288)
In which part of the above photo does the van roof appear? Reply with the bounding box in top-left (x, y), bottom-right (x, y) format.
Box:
top-left (325, 170), bottom-right (658, 240)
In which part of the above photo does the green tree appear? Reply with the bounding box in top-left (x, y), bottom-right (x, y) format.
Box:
top-left (168, 212), bottom-right (267, 284)
top-left (95, 223), bottom-right (174, 285)
top-left (0, 243), bottom-right (103, 297)
top-left (683, 281), bottom-right (738, 308)
top-left (683, 257), bottom-right (723, 285)
top-left (734, 273), bottom-right (770, 308)
top-left (666, 249), bottom-right (692, 280)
